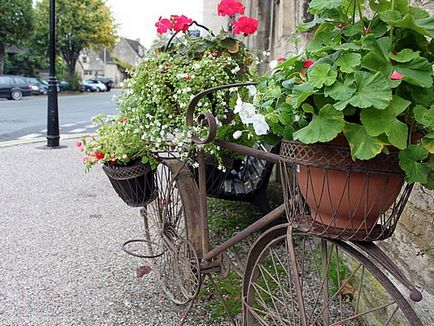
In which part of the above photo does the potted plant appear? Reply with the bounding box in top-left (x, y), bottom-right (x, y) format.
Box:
top-left (116, 1), bottom-right (262, 193)
top-left (252, 0), bottom-right (434, 231)
top-left (79, 114), bottom-right (158, 207)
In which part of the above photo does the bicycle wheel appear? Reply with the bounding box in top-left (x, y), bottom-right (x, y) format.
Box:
top-left (143, 159), bottom-right (202, 305)
top-left (242, 224), bottom-right (421, 326)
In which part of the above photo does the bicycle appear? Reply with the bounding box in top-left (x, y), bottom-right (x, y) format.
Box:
top-left (124, 82), bottom-right (424, 325)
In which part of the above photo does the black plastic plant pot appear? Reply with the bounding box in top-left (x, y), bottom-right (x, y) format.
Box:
top-left (191, 155), bottom-right (233, 196)
top-left (102, 161), bottom-right (156, 207)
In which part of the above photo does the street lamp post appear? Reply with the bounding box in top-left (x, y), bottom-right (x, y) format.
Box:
top-left (47, 0), bottom-right (60, 147)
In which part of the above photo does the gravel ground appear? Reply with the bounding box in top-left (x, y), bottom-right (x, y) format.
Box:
top-left (0, 139), bottom-right (216, 326)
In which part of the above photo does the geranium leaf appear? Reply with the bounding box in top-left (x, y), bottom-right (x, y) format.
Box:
top-left (413, 105), bottom-right (434, 129)
top-left (399, 145), bottom-right (430, 183)
top-left (294, 104), bottom-right (344, 143)
top-left (291, 83), bottom-right (317, 108)
top-left (348, 71), bottom-right (392, 109)
top-left (361, 36), bottom-right (393, 77)
top-left (395, 57), bottom-right (433, 88)
top-left (360, 96), bottom-right (411, 149)
top-left (308, 23), bottom-right (340, 52)
top-left (324, 81), bottom-right (355, 101)
top-left (422, 138), bottom-right (434, 154)
top-left (309, 0), bottom-right (343, 13)
top-left (336, 52), bottom-right (361, 73)
top-left (380, 10), bottom-right (434, 38)
top-left (410, 86), bottom-right (434, 107)
top-left (308, 63), bottom-right (338, 89)
top-left (390, 48), bottom-right (420, 63)
top-left (343, 123), bottom-right (384, 160)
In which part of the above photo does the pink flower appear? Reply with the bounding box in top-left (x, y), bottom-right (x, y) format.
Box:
top-left (303, 60), bottom-right (314, 68)
top-left (185, 74), bottom-right (191, 80)
top-left (277, 57), bottom-right (286, 62)
top-left (390, 71), bottom-right (404, 80)
top-left (155, 17), bottom-right (172, 34)
top-left (82, 156), bottom-right (90, 163)
top-left (75, 140), bottom-right (82, 148)
top-left (172, 15), bottom-right (192, 32)
top-left (120, 117), bottom-right (127, 124)
top-left (363, 26), bottom-right (372, 34)
top-left (217, 0), bottom-right (245, 17)
top-left (233, 16), bottom-right (258, 35)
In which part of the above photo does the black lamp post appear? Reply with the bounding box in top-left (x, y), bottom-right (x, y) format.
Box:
top-left (47, 0), bottom-right (60, 147)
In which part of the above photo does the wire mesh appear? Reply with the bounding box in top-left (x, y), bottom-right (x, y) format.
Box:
top-left (279, 141), bottom-right (413, 241)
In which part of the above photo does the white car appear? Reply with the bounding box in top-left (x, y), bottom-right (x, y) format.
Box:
top-left (85, 79), bottom-right (107, 92)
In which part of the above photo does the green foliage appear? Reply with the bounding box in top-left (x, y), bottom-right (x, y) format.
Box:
top-left (0, 0), bottom-right (33, 73)
top-left (33, 0), bottom-right (117, 77)
top-left (254, 0), bottom-right (434, 189)
top-left (64, 73), bottom-right (81, 91)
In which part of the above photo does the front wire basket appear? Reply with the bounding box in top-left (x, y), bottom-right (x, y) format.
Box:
top-left (279, 141), bottom-right (414, 241)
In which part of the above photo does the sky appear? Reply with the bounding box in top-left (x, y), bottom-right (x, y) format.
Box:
top-left (105, 0), bottom-right (204, 48)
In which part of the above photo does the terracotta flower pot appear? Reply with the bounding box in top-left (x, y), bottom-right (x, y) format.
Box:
top-left (281, 140), bottom-right (405, 231)
top-left (102, 161), bottom-right (156, 207)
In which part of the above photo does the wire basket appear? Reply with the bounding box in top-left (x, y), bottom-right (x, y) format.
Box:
top-left (102, 161), bottom-right (157, 207)
top-left (279, 140), bottom-right (413, 241)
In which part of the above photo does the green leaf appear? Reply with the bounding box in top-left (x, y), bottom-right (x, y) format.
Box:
top-left (360, 96), bottom-right (411, 149)
top-left (283, 125), bottom-right (295, 140)
top-left (413, 105), bottom-right (434, 129)
top-left (380, 10), bottom-right (434, 38)
top-left (422, 138), bottom-right (434, 154)
top-left (308, 23), bottom-right (340, 52)
top-left (395, 57), bottom-right (433, 88)
top-left (348, 71), bottom-right (393, 109)
top-left (336, 53), bottom-right (361, 73)
top-left (302, 103), bottom-right (315, 113)
top-left (368, 0), bottom-right (409, 14)
top-left (399, 145), bottom-right (430, 183)
top-left (390, 48), bottom-right (419, 63)
top-left (324, 81), bottom-right (355, 101)
top-left (308, 63), bottom-right (338, 89)
top-left (291, 83), bottom-right (317, 108)
top-left (278, 112), bottom-right (293, 125)
top-left (343, 123), bottom-right (384, 160)
top-left (361, 36), bottom-right (393, 77)
top-left (294, 104), bottom-right (345, 144)
top-left (309, 0), bottom-right (343, 13)
top-left (411, 86), bottom-right (434, 107)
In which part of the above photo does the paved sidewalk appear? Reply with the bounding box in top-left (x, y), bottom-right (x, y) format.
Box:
top-left (0, 139), bottom-right (188, 325)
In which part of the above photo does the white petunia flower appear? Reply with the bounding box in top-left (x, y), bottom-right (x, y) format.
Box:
top-left (251, 115), bottom-right (269, 135)
top-left (247, 85), bottom-right (257, 97)
top-left (269, 60), bottom-right (278, 70)
top-left (233, 130), bottom-right (243, 140)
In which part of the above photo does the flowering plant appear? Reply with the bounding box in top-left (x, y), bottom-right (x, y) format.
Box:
top-left (78, 114), bottom-right (157, 171)
top-left (114, 0), bottom-right (260, 167)
top-left (254, 0), bottom-right (434, 188)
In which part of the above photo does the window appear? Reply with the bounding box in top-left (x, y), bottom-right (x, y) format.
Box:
top-left (82, 56), bottom-right (87, 63)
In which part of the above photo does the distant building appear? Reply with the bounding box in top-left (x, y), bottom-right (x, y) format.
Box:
top-left (76, 37), bottom-right (146, 86)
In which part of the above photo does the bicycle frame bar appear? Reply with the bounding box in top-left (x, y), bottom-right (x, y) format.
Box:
top-left (203, 204), bottom-right (285, 261)
top-left (215, 139), bottom-right (282, 164)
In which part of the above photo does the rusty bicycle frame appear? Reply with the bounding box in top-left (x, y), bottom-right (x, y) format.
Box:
top-left (184, 82), bottom-right (423, 306)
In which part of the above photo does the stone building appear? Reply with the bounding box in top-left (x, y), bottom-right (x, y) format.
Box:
top-left (76, 38), bottom-right (145, 86)
top-left (204, 0), bottom-right (434, 323)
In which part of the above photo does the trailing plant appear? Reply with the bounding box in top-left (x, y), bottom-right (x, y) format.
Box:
top-left (253, 0), bottom-right (434, 188)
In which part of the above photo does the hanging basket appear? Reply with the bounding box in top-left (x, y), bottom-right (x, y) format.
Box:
top-left (279, 140), bottom-right (413, 241)
top-left (102, 161), bottom-right (157, 207)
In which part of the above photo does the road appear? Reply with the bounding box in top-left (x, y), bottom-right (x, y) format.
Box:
top-left (0, 91), bottom-right (120, 142)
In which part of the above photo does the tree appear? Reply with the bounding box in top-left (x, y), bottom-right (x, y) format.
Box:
top-left (0, 0), bottom-right (33, 74)
top-left (34, 0), bottom-right (116, 80)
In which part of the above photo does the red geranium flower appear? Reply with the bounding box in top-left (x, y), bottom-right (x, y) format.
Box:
top-left (218, 0), bottom-right (245, 17)
top-left (95, 152), bottom-right (105, 160)
top-left (303, 60), bottom-right (314, 68)
top-left (363, 26), bottom-right (372, 34)
top-left (277, 57), bottom-right (286, 62)
top-left (390, 71), bottom-right (404, 80)
top-left (172, 15), bottom-right (192, 32)
top-left (155, 17), bottom-right (172, 34)
top-left (338, 23), bottom-right (347, 29)
top-left (233, 16), bottom-right (258, 35)
top-left (120, 117), bottom-right (127, 124)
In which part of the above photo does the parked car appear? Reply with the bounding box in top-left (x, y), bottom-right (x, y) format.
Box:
top-left (84, 79), bottom-right (107, 92)
top-left (79, 80), bottom-right (104, 92)
top-left (25, 77), bottom-right (47, 95)
top-left (58, 81), bottom-right (70, 91)
top-left (95, 77), bottom-right (114, 91)
top-left (0, 75), bottom-right (32, 100)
